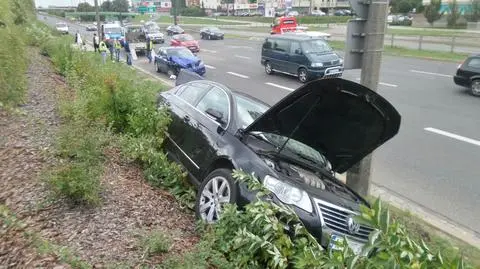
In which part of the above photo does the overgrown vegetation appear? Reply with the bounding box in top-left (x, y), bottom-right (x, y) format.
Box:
top-left (162, 170), bottom-right (473, 268)
top-left (40, 34), bottom-right (194, 207)
top-left (424, 0), bottom-right (443, 26)
top-left (0, 0), bottom-right (36, 107)
top-left (139, 230), bottom-right (172, 257)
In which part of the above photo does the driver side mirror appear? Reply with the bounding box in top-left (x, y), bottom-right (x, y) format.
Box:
top-left (295, 48), bottom-right (302, 55)
top-left (205, 108), bottom-right (224, 124)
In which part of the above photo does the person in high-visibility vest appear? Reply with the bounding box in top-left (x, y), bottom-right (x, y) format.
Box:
top-left (99, 40), bottom-right (108, 64)
top-left (146, 37), bottom-right (153, 63)
top-left (113, 38), bottom-right (122, 62)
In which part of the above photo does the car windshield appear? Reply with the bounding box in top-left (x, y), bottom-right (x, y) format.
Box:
top-left (234, 94), bottom-right (269, 129)
top-left (56, 23), bottom-right (67, 27)
top-left (209, 27), bottom-right (220, 31)
top-left (177, 34), bottom-right (193, 41)
top-left (253, 132), bottom-right (329, 168)
top-left (167, 48), bottom-right (195, 58)
top-left (105, 27), bottom-right (122, 34)
top-left (149, 28), bottom-right (161, 33)
top-left (301, 39), bottom-right (332, 54)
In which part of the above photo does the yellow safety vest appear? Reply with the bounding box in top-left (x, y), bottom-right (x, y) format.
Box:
top-left (147, 40), bottom-right (153, 51)
top-left (114, 41), bottom-right (121, 49)
top-left (99, 41), bottom-right (107, 52)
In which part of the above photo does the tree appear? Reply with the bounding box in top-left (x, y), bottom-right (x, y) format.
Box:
top-left (397, 0), bottom-right (413, 13)
top-left (112, 0), bottom-right (128, 12)
top-left (424, 0), bottom-right (442, 26)
top-left (447, 0), bottom-right (461, 26)
top-left (77, 2), bottom-right (95, 12)
top-left (471, 0), bottom-right (480, 21)
top-left (101, 0), bottom-right (113, 11)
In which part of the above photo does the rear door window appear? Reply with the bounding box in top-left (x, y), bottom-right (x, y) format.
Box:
top-left (273, 39), bottom-right (290, 52)
top-left (176, 83), bottom-right (211, 105)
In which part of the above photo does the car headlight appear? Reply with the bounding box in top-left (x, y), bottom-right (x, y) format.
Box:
top-left (339, 58), bottom-right (344, 64)
top-left (263, 175), bottom-right (313, 213)
top-left (311, 62), bottom-right (323, 67)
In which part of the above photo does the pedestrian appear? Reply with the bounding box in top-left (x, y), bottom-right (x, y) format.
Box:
top-left (99, 40), bottom-right (108, 64)
top-left (124, 40), bottom-right (132, 66)
top-left (76, 33), bottom-right (83, 48)
top-left (93, 33), bottom-right (99, 53)
top-left (114, 38), bottom-right (121, 62)
top-left (108, 40), bottom-right (114, 62)
top-left (146, 37), bottom-right (153, 63)
top-left (74, 30), bottom-right (79, 43)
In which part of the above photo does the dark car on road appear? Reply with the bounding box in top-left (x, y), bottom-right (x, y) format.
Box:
top-left (454, 55), bottom-right (480, 96)
top-left (261, 35), bottom-right (344, 83)
top-left (166, 24), bottom-right (185, 36)
top-left (157, 71), bottom-right (401, 254)
top-left (154, 47), bottom-right (206, 77)
top-left (199, 27), bottom-right (225, 40)
top-left (86, 24), bottom-right (97, 31)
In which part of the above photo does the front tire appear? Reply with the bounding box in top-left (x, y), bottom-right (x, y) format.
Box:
top-left (298, 68), bottom-right (308, 83)
top-left (195, 168), bottom-right (238, 224)
top-left (265, 61), bottom-right (274, 75)
top-left (471, 79), bottom-right (480, 96)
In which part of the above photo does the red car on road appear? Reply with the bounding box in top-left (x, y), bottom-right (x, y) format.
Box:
top-left (170, 34), bottom-right (200, 53)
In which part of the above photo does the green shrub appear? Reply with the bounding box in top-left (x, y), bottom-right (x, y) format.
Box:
top-left (179, 6), bottom-right (207, 17)
top-left (178, 170), bottom-right (471, 269)
top-left (139, 230), bottom-right (172, 256)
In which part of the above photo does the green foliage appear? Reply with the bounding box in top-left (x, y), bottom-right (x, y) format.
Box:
top-left (139, 230), bottom-right (172, 256)
top-left (390, 0), bottom-right (422, 13)
top-left (0, 0), bottom-right (36, 107)
top-left (172, 170), bottom-right (472, 269)
top-left (447, 0), bottom-right (461, 27)
top-left (77, 2), bottom-right (95, 12)
top-left (424, 0), bottom-right (443, 26)
top-left (179, 6), bottom-right (207, 17)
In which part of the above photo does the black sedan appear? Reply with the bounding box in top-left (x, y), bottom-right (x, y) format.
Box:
top-left (86, 24), bottom-right (97, 31)
top-left (157, 70), bottom-right (401, 253)
top-left (166, 24), bottom-right (185, 36)
top-left (454, 54), bottom-right (480, 96)
top-left (199, 27), bottom-right (225, 40)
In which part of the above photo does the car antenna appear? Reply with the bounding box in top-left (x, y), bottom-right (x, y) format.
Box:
top-left (276, 96), bottom-right (321, 154)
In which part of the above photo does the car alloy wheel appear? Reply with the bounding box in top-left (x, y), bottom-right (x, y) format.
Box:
top-left (207, 34), bottom-right (211, 40)
top-left (167, 68), bottom-right (176, 77)
top-left (472, 79), bottom-right (480, 96)
top-left (195, 168), bottom-right (237, 224)
top-left (298, 68), bottom-right (308, 83)
top-left (265, 62), bottom-right (273, 75)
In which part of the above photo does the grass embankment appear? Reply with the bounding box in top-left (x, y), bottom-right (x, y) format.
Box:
top-left (328, 40), bottom-right (468, 62)
top-left (387, 27), bottom-right (476, 37)
top-left (218, 15), bottom-right (352, 24)
top-left (156, 16), bottom-right (249, 25)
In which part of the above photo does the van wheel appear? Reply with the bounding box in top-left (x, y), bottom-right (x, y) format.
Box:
top-left (472, 79), bottom-right (480, 96)
top-left (265, 62), bottom-right (274, 75)
top-left (298, 68), bottom-right (308, 83)
top-left (195, 168), bottom-right (238, 224)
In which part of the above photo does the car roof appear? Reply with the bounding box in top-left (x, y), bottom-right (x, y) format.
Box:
top-left (265, 35), bottom-right (325, 42)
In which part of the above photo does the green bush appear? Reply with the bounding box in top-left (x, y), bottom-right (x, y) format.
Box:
top-left (169, 170), bottom-right (471, 269)
top-left (0, 0), bottom-right (36, 107)
top-left (139, 230), bottom-right (172, 256)
top-left (179, 6), bottom-right (207, 17)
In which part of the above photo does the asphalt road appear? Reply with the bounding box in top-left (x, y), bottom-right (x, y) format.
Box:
top-left (41, 15), bottom-right (480, 235)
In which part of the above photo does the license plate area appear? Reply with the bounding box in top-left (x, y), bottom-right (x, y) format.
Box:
top-left (329, 234), bottom-right (364, 255)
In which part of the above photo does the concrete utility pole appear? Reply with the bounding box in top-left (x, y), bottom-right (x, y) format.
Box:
top-left (309, 0), bottom-right (313, 15)
top-left (345, 0), bottom-right (389, 196)
top-left (95, 0), bottom-right (101, 38)
top-left (172, 0), bottom-right (178, 25)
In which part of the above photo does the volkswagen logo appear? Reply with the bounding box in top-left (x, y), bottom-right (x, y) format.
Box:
top-left (346, 216), bottom-right (360, 234)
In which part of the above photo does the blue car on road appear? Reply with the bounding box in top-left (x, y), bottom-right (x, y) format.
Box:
top-left (154, 47), bottom-right (206, 78)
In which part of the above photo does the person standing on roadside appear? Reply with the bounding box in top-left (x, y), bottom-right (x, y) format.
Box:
top-left (108, 39), bottom-right (114, 62)
top-left (93, 33), bottom-right (99, 53)
top-left (146, 37), bottom-right (153, 63)
top-left (114, 38), bottom-right (121, 62)
top-left (99, 40), bottom-right (108, 64)
top-left (124, 40), bottom-right (132, 66)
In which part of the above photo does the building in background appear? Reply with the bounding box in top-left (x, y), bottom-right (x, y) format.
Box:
top-left (131, 0), bottom-right (171, 12)
top-left (422, 0), bottom-right (473, 15)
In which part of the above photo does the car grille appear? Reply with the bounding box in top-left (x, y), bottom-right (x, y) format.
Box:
top-left (323, 59), bottom-right (341, 67)
top-left (324, 72), bottom-right (343, 79)
top-left (315, 199), bottom-right (374, 242)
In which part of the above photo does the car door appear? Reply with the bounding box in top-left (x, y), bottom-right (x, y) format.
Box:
top-left (165, 83), bottom-right (212, 173)
top-left (156, 49), bottom-right (169, 72)
top-left (288, 41), bottom-right (303, 74)
top-left (187, 86), bottom-right (231, 180)
top-left (271, 39), bottom-right (291, 73)
top-left (464, 57), bottom-right (480, 80)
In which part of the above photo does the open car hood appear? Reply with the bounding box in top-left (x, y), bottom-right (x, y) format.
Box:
top-left (243, 78), bottom-right (401, 173)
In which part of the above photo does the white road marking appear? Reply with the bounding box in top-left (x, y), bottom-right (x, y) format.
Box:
top-left (235, 55), bottom-right (251, 60)
top-left (424, 127), bottom-right (480, 147)
top-left (227, 71), bottom-right (249, 79)
top-left (204, 64), bottom-right (216, 69)
top-left (202, 49), bottom-right (217, 53)
top-left (265, 82), bottom-right (294, 91)
top-left (410, 70), bottom-right (452, 78)
top-left (228, 45), bottom-right (254, 50)
top-left (355, 78), bottom-right (398, 88)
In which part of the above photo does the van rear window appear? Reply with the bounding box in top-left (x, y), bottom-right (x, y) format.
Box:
top-left (283, 20), bottom-right (295, 24)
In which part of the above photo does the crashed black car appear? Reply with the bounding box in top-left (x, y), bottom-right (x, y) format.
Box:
top-left (157, 70), bottom-right (401, 253)
top-left (199, 26), bottom-right (225, 40)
